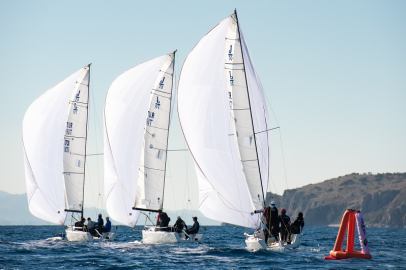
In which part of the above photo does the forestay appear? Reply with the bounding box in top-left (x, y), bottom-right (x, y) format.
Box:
top-left (23, 66), bottom-right (90, 225)
top-left (104, 53), bottom-right (175, 227)
top-left (178, 13), bottom-right (270, 229)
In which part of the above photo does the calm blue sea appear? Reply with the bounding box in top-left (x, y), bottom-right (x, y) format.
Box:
top-left (0, 225), bottom-right (404, 269)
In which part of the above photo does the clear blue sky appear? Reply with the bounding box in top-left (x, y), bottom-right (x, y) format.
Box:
top-left (1, 0), bottom-right (405, 210)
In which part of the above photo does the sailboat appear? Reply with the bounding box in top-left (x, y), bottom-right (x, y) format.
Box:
top-left (177, 10), bottom-right (301, 250)
top-left (23, 65), bottom-right (116, 242)
top-left (104, 51), bottom-right (205, 244)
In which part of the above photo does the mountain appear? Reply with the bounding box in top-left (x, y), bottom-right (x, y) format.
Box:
top-left (0, 192), bottom-right (53, 225)
top-left (0, 191), bottom-right (219, 226)
top-left (2, 172), bottom-right (405, 226)
top-left (266, 172), bottom-right (406, 228)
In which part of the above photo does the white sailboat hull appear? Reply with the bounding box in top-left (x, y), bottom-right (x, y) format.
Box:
top-left (245, 232), bottom-right (302, 251)
top-left (141, 226), bottom-right (205, 244)
top-left (65, 227), bottom-right (116, 242)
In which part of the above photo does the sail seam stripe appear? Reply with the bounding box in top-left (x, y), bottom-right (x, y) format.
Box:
top-left (146, 126), bottom-right (169, 131)
top-left (225, 67), bottom-right (244, 70)
top-left (152, 89), bottom-right (172, 95)
top-left (152, 93), bottom-right (171, 99)
top-left (140, 166), bottom-right (165, 171)
top-left (69, 101), bottom-right (88, 105)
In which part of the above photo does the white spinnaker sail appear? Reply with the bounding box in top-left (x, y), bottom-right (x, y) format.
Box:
top-left (23, 66), bottom-right (90, 225)
top-left (135, 54), bottom-right (175, 212)
top-left (104, 54), bottom-right (173, 227)
top-left (178, 14), bottom-right (270, 229)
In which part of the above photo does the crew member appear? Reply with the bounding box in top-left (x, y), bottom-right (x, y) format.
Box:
top-left (173, 216), bottom-right (187, 233)
top-left (291, 212), bottom-right (304, 234)
top-left (279, 209), bottom-right (291, 242)
top-left (186, 217), bottom-right (199, 235)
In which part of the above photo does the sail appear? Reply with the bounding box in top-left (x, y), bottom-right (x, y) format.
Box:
top-left (239, 27), bottom-right (271, 202)
top-left (104, 53), bottom-right (174, 227)
top-left (63, 67), bottom-right (90, 212)
top-left (134, 54), bottom-right (175, 212)
top-left (226, 14), bottom-right (268, 210)
top-left (22, 66), bottom-right (90, 225)
top-left (177, 13), bottom-right (270, 228)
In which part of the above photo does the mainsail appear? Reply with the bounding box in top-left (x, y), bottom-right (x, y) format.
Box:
top-left (177, 12), bottom-right (270, 229)
top-left (104, 53), bottom-right (175, 227)
top-left (23, 65), bottom-right (90, 225)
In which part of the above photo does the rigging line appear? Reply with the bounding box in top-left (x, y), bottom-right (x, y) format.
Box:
top-left (86, 153), bottom-right (104, 156)
top-left (90, 66), bottom-right (102, 210)
top-left (217, 193), bottom-right (257, 228)
top-left (166, 156), bottom-right (178, 216)
top-left (278, 128), bottom-right (289, 190)
top-left (184, 139), bottom-right (191, 211)
top-left (269, 173), bottom-right (278, 195)
top-left (254, 127), bottom-right (280, 134)
top-left (87, 73), bottom-right (97, 212)
top-left (261, 76), bottom-right (289, 193)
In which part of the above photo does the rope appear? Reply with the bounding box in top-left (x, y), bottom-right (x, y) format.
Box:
top-left (263, 89), bottom-right (289, 191)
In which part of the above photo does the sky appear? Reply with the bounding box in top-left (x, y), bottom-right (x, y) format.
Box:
top-left (0, 0), bottom-right (405, 211)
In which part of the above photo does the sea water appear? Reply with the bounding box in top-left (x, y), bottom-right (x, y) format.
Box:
top-left (0, 225), bottom-right (404, 269)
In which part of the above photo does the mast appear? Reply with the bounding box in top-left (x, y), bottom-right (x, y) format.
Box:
top-left (234, 9), bottom-right (266, 209)
top-left (81, 63), bottom-right (91, 220)
top-left (160, 50), bottom-right (177, 212)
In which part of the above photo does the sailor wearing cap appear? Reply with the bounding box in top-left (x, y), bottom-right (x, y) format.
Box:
top-left (186, 216), bottom-right (200, 235)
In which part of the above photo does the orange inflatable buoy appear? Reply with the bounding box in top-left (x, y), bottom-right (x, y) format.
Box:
top-left (324, 209), bottom-right (372, 260)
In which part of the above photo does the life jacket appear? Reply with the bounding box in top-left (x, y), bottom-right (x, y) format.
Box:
top-left (292, 217), bottom-right (304, 233)
top-left (279, 214), bottom-right (290, 231)
top-left (193, 221), bottom-right (200, 233)
top-left (175, 219), bottom-right (184, 232)
top-left (160, 212), bottom-right (170, 227)
top-left (263, 206), bottom-right (270, 217)
top-left (270, 208), bottom-right (279, 225)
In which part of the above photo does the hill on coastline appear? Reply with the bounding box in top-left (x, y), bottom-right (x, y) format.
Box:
top-left (0, 191), bottom-right (218, 226)
top-left (267, 172), bottom-right (406, 228)
top-left (2, 173), bottom-right (405, 227)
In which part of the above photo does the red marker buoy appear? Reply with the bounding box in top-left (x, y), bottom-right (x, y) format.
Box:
top-left (324, 209), bottom-right (372, 260)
